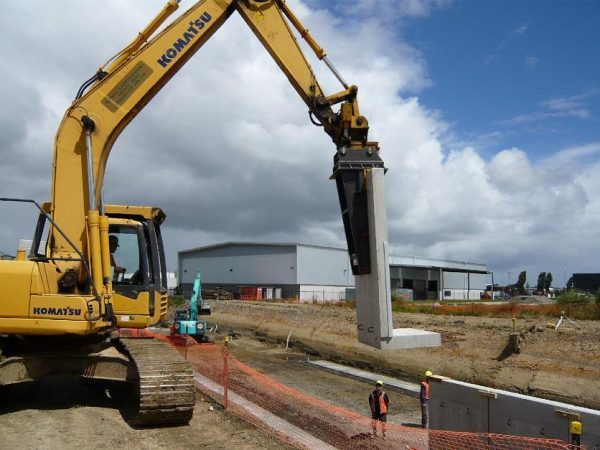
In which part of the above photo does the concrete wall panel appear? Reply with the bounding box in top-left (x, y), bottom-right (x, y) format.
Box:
top-left (429, 380), bottom-right (488, 432)
top-left (490, 394), bottom-right (569, 441)
top-left (431, 377), bottom-right (600, 448)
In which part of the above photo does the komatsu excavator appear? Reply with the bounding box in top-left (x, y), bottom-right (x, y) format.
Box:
top-left (0, 0), bottom-right (385, 425)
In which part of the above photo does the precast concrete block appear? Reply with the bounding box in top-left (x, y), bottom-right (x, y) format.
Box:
top-left (489, 394), bottom-right (570, 441)
top-left (355, 168), bottom-right (441, 350)
top-left (379, 328), bottom-right (442, 350)
top-left (430, 376), bottom-right (600, 448)
top-left (429, 377), bottom-right (488, 432)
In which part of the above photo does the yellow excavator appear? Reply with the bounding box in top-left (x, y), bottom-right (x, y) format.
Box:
top-left (0, 0), bottom-right (384, 425)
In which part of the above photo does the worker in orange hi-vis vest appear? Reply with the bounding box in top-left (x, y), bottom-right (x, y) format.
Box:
top-left (368, 380), bottom-right (390, 438)
top-left (421, 370), bottom-right (432, 428)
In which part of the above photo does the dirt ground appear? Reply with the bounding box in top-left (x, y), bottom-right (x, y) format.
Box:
top-left (1, 301), bottom-right (598, 448)
top-left (0, 377), bottom-right (293, 450)
top-left (0, 334), bottom-right (420, 449)
top-left (208, 300), bottom-right (600, 410)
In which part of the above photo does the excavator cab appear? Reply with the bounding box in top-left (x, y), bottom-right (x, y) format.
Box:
top-left (103, 205), bottom-right (169, 328)
top-left (29, 203), bottom-right (169, 328)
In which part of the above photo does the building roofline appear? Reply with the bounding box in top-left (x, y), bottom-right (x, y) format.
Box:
top-left (389, 253), bottom-right (487, 273)
top-left (178, 241), bottom-right (348, 255)
top-left (178, 241), bottom-right (488, 272)
top-left (397, 265), bottom-right (490, 275)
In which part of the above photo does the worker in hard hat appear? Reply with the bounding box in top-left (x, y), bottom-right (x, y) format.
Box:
top-left (368, 380), bottom-right (389, 438)
top-left (420, 370), bottom-right (432, 428)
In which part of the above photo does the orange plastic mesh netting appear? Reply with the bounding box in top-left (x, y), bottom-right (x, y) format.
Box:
top-left (122, 329), bottom-right (580, 450)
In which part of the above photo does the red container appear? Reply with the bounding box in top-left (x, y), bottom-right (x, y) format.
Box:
top-left (239, 286), bottom-right (258, 300)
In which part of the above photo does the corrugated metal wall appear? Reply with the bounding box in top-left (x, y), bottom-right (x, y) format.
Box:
top-left (296, 245), bottom-right (352, 286)
top-left (178, 244), bottom-right (297, 286)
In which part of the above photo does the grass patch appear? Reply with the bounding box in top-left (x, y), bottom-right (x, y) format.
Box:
top-left (226, 294), bottom-right (600, 320)
top-left (390, 299), bottom-right (600, 320)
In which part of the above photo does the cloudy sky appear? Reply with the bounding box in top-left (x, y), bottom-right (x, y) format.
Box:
top-left (1, 0), bottom-right (598, 288)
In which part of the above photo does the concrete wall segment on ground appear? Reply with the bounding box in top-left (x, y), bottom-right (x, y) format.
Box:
top-left (430, 376), bottom-right (600, 448)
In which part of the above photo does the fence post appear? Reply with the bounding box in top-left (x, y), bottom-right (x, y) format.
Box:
top-left (222, 336), bottom-right (230, 409)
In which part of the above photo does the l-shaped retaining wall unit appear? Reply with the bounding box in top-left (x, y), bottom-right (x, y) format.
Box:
top-left (430, 376), bottom-right (600, 448)
top-left (355, 169), bottom-right (441, 350)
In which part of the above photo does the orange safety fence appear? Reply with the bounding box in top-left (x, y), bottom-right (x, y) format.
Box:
top-left (122, 329), bottom-right (582, 450)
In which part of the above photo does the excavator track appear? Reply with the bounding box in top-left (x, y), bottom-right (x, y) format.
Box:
top-left (119, 337), bottom-right (195, 426)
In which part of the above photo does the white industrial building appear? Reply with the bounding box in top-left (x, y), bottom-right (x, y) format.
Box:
top-left (178, 242), bottom-right (491, 302)
top-left (389, 254), bottom-right (490, 301)
top-left (178, 242), bottom-right (353, 301)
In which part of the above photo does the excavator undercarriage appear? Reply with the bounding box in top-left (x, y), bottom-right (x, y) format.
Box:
top-left (0, 334), bottom-right (195, 426)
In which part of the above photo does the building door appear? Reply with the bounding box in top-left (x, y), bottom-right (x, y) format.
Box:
top-left (428, 280), bottom-right (438, 300)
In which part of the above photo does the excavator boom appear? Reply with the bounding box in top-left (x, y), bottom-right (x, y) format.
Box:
top-left (50, 0), bottom-right (379, 279)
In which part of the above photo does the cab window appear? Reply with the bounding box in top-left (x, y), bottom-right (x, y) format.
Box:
top-left (108, 226), bottom-right (143, 285)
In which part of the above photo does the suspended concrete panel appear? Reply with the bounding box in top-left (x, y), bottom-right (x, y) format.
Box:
top-left (355, 168), bottom-right (441, 350)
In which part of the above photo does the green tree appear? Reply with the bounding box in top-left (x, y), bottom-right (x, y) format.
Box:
top-left (544, 272), bottom-right (553, 291)
top-left (536, 272), bottom-right (546, 292)
top-left (516, 271), bottom-right (527, 294)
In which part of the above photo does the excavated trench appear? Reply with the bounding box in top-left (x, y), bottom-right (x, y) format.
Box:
top-left (205, 300), bottom-right (600, 410)
top-left (223, 333), bottom-right (423, 426)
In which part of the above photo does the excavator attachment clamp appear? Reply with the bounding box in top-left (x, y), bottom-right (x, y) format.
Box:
top-left (332, 146), bottom-right (385, 276)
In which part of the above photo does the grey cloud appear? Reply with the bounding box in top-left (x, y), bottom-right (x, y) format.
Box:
top-left (1, 0), bottom-right (600, 285)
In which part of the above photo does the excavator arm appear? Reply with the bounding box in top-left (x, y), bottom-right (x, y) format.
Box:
top-left (50, 0), bottom-right (383, 300)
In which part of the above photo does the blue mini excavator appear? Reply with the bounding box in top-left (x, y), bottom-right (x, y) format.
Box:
top-left (171, 271), bottom-right (212, 342)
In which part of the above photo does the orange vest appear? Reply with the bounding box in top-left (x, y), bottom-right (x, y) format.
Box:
top-left (421, 380), bottom-right (430, 400)
top-left (378, 391), bottom-right (388, 414)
